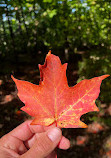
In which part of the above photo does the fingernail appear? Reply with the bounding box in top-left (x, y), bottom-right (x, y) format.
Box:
top-left (47, 127), bottom-right (61, 142)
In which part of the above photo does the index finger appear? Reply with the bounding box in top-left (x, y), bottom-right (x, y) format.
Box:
top-left (9, 120), bottom-right (44, 141)
top-left (9, 120), bottom-right (56, 141)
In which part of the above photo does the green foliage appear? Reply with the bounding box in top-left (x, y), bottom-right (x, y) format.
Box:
top-left (78, 48), bottom-right (111, 103)
top-left (0, 0), bottom-right (110, 103)
top-left (43, 0), bottom-right (53, 3)
top-left (0, 0), bottom-right (111, 52)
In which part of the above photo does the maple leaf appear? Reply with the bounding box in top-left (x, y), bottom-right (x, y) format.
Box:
top-left (11, 51), bottom-right (109, 128)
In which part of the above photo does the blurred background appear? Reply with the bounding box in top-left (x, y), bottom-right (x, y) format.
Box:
top-left (0, 0), bottom-right (111, 157)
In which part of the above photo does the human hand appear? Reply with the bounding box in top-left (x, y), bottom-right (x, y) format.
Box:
top-left (0, 120), bottom-right (70, 158)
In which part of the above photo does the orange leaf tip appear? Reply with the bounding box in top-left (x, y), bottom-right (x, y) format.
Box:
top-left (79, 122), bottom-right (88, 128)
top-left (11, 75), bottom-right (15, 81)
top-left (47, 50), bottom-right (51, 57)
top-left (101, 74), bottom-right (110, 79)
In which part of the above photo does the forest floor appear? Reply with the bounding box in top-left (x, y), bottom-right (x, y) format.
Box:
top-left (0, 53), bottom-right (111, 158)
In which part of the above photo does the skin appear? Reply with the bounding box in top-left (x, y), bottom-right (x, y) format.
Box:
top-left (0, 120), bottom-right (70, 158)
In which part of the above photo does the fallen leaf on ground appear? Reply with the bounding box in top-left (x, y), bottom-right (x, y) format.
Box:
top-left (87, 122), bottom-right (104, 133)
top-left (76, 135), bottom-right (88, 145)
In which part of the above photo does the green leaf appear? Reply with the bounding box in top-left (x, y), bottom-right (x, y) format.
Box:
top-left (43, 0), bottom-right (53, 3)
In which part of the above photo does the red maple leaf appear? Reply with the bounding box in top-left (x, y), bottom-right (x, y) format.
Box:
top-left (11, 51), bottom-right (109, 128)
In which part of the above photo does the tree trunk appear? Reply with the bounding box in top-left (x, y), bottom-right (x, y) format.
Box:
top-left (16, 9), bottom-right (23, 35)
top-left (33, 0), bottom-right (38, 55)
top-left (5, 0), bottom-right (18, 62)
top-left (18, 0), bottom-right (28, 36)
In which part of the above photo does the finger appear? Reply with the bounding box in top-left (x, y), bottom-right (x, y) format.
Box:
top-left (58, 136), bottom-right (70, 149)
top-left (29, 121), bottom-right (56, 133)
top-left (24, 123), bottom-right (57, 148)
top-left (10, 120), bottom-right (58, 141)
top-left (9, 120), bottom-right (45, 141)
top-left (24, 121), bottom-right (70, 150)
top-left (21, 127), bottom-right (62, 158)
top-left (25, 134), bottom-right (70, 150)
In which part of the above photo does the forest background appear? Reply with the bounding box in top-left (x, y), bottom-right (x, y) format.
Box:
top-left (0, 0), bottom-right (111, 157)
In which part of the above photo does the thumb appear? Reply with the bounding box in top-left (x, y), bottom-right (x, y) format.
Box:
top-left (21, 127), bottom-right (62, 158)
